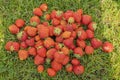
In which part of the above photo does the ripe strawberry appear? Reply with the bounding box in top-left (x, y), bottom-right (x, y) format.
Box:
top-left (55, 35), bottom-right (63, 43)
top-left (42, 22), bottom-right (49, 26)
top-left (35, 40), bottom-right (43, 49)
top-left (33, 8), bottom-right (42, 16)
top-left (26, 38), bottom-right (35, 47)
top-left (47, 68), bottom-right (56, 77)
top-left (62, 56), bottom-right (70, 65)
top-left (35, 35), bottom-right (40, 41)
top-left (55, 43), bottom-right (64, 50)
top-left (62, 31), bottom-right (71, 39)
top-left (44, 37), bottom-right (55, 49)
top-left (91, 38), bottom-right (102, 49)
top-left (50, 10), bottom-right (56, 19)
top-left (17, 31), bottom-right (28, 41)
top-left (40, 3), bottom-right (48, 11)
top-left (52, 18), bottom-right (60, 26)
top-left (65, 64), bottom-right (73, 72)
top-left (68, 17), bottom-right (75, 24)
top-left (82, 15), bottom-right (92, 25)
top-left (24, 26), bottom-right (31, 32)
top-left (28, 47), bottom-right (36, 56)
top-left (64, 24), bottom-right (73, 32)
top-left (77, 40), bottom-right (86, 49)
top-left (60, 20), bottom-right (67, 25)
top-left (53, 27), bottom-right (62, 36)
top-left (71, 31), bottom-right (77, 39)
top-left (5, 41), bottom-right (13, 51)
top-left (37, 24), bottom-right (49, 39)
top-left (61, 46), bottom-right (70, 55)
top-left (51, 61), bottom-right (62, 71)
top-left (48, 26), bottom-right (54, 36)
top-left (102, 42), bottom-right (113, 53)
top-left (73, 65), bottom-right (84, 75)
top-left (18, 50), bottom-right (29, 60)
top-left (63, 10), bottom-right (74, 20)
top-left (86, 29), bottom-right (94, 39)
top-left (77, 9), bottom-right (83, 15)
top-left (44, 14), bottom-right (51, 20)
top-left (20, 41), bottom-right (28, 49)
top-left (72, 23), bottom-right (78, 30)
top-left (74, 47), bottom-right (84, 56)
top-left (88, 22), bottom-right (97, 31)
top-left (34, 55), bottom-right (44, 65)
top-left (85, 46), bottom-right (94, 55)
top-left (30, 16), bottom-right (40, 26)
top-left (37, 65), bottom-right (44, 73)
top-left (37, 46), bottom-right (46, 58)
top-left (8, 24), bottom-right (19, 34)
top-left (26, 27), bottom-right (37, 37)
top-left (46, 48), bottom-right (57, 59)
top-left (55, 10), bottom-right (63, 20)
top-left (77, 30), bottom-right (87, 40)
top-left (71, 58), bottom-right (80, 66)
top-left (15, 19), bottom-right (25, 28)
top-left (73, 12), bottom-right (82, 23)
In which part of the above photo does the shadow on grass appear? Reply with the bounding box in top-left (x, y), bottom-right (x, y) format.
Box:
top-left (0, 0), bottom-right (114, 80)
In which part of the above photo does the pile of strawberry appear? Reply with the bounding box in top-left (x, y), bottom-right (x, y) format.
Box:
top-left (5, 3), bottom-right (114, 77)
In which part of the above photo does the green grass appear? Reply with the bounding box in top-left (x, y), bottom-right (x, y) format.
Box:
top-left (0, 0), bottom-right (120, 80)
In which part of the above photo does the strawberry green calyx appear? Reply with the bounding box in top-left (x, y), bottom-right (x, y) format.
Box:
top-left (68, 17), bottom-right (74, 24)
top-left (74, 54), bottom-right (81, 59)
top-left (93, 23), bottom-right (97, 30)
top-left (56, 10), bottom-right (63, 17)
top-left (58, 43), bottom-right (64, 48)
top-left (10, 46), bottom-right (14, 51)
top-left (54, 27), bottom-right (62, 36)
top-left (30, 21), bottom-right (37, 27)
top-left (46, 58), bottom-right (51, 64)
top-left (17, 31), bottom-right (23, 40)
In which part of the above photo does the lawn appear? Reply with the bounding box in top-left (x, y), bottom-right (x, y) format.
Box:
top-left (0, 0), bottom-right (120, 80)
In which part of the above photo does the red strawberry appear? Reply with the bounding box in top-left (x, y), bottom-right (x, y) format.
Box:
top-left (55, 10), bottom-right (63, 20)
top-left (82, 15), bottom-right (92, 25)
top-left (44, 37), bottom-right (55, 49)
top-left (55, 43), bottom-right (64, 50)
top-left (30, 16), bottom-right (40, 26)
top-left (12, 42), bottom-right (20, 51)
top-left (33, 8), bottom-right (43, 16)
top-left (9, 24), bottom-right (19, 34)
top-left (17, 31), bottom-right (28, 41)
top-left (61, 46), bottom-right (70, 55)
top-left (65, 64), bottom-right (73, 72)
top-left (61, 31), bottom-right (71, 39)
top-left (37, 65), bottom-right (44, 73)
top-left (64, 24), bottom-right (73, 32)
top-left (55, 35), bottom-right (63, 43)
top-left (42, 22), bottom-right (49, 26)
top-left (46, 48), bottom-right (57, 59)
top-left (37, 46), bottom-right (46, 58)
top-left (15, 19), bottom-right (25, 28)
top-left (77, 39), bottom-right (86, 49)
top-left (50, 10), bottom-right (56, 19)
top-left (72, 23), bottom-right (78, 30)
top-left (44, 14), bottom-right (51, 20)
top-left (35, 40), bottom-right (43, 49)
top-left (77, 9), bottom-right (83, 15)
top-left (18, 50), bottom-right (29, 60)
top-left (60, 20), bottom-right (67, 25)
top-left (74, 47), bottom-right (84, 56)
top-left (53, 27), bottom-right (62, 36)
top-left (62, 56), bottom-right (70, 65)
top-left (51, 61), bottom-right (62, 71)
top-left (73, 12), bottom-right (82, 23)
top-left (77, 30), bottom-right (87, 40)
top-left (71, 31), bottom-right (77, 39)
top-left (71, 58), bottom-right (80, 65)
top-left (26, 27), bottom-right (37, 37)
top-left (91, 38), bottom-right (102, 49)
top-left (102, 42), bottom-right (113, 53)
top-left (28, 47), bottom-right (37, 56)
top-left (34, 55), bottom-right (44, 65)
top-left (40, 3), bottom-right (48, 11)
top-left (26, 38), bottom-right (35, 47)
top-left (86, 29), bottom-right (94, 39)
top-left (35, 35), bottom-right (40, 42)
top-left (47, 68), bottom-right (56, 77)
top-left (63, 10), bottom-right (74, 20)
top-left (88, 22), bottom-right (97, 31)
top-left (85, 46), bottom-right (94, 55)
top-left (20, 42), bottom-right (28, 49)
top-left (52, 18), bottom-right (60, 26)
top-left (48, 26), bottom-right (54, 36)
top-left (5, 41), bottom-right (13, 51)
top-left (73, 65), bottom-right (84, 75)
top-left (37, 24), bottom-right (49, 39)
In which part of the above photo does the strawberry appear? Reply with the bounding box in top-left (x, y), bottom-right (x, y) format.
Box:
top-left (72, 23), bottom-right (78, 30)
top-left (73, 12), bottom-right (82, 23)
top-left (40, 3), bottom-right (48, 11)
top-left (60, 20), bottom-right (67, 25)
top-left (30, 16), bottom-right (40, 26)
top-left (71, 58), bottom-right (80, 65)
top-left (55, 35), bottom-right (63, 43)
top-left (28, 47), bottom-right (36, 56)
top-left (61, 46), bottom-right (70, 55)
top-left (42, 22), bottom-right (49, 26)
top-left (77, 39), bottom-right (86, 49)
top-left (35, 35), bottom-right (40, 42)
top-left (35, 40), bottom-right (43, 49)
top-left (15, 19), bottom-right (25, 28)
top-left (18, 50), bottom-right (29, 60)
top-left (91, 38), bottom-right (102, 49)
top-left (63, 10), bottom-right (74, 20)
top-left (86, 29), bottom-right (94, 39)
top-left (37, 65), bottom-right (44, 73)
top-left (62, 56), bottom-right (70, 65)
top-left (46, 48), bottom-right (57, 59)
top-left (55, 10), bottom-right (63, 20)
top-left (8, 24), bottom-right (19, 34)
top-left (26, 38), bottom-right (35, 47)
top-left (85, 46), bottom-right (94, 55)
top-left (55, 43), bottom-right (64, 50)
top-left (82, 15), bottom-right (92, 25)
top-left (52, 18), bottom-right (60, 26)
top-left (65, 64), bottom-right (73, 72)
top-left (5, 41), bottom-right (13, 51)
top-left (64, 24), bottom-right (73, 32)
top-left (20, 42), bottom-right (28, 49)
top-left (47, 68), bottom-right (56, 77)
top-left (61, 31), bottom-right (71, 39)
top-left (68, 17), bottom-right (75, 24)
top-left (44, 37), bottom-right (55, 49)
top-left (77, 30), bottom-right (87, 40)
top-left (26, 27), bottom-right (37, 37)
top-left (33, 8), bottom-right (43, 16)
top-left (88, 22), bottom-right (97, 31)
top-left (51, 61), bottom-right (62, 71)
top-left (53, 27), bottom-right (62, 36)
top-left (74, 47), bottom-right (84, 56)
top-left (50, 10), bottom-right (56, 19)
top-left (77, 9), bottom-right (83, 15)
top-left (48, 26), bottom-right (54, 36)
top-left (44, 14), bottom-right (51, 20)
top-left (37, 24), bottom-right (49, 39)
top-left (37, 46), bottom-right (46, 58)
top-left (71, 31), bottom-right (77, 39)
top-left (24, 26), bottom-right (31, 32)
top-left (34, 55), bottom-right (44, 65)
top-left (17, 31), bottom-right (28, 41)
top-left (73, 65), bottom-right (84, 75)
top-left (102, 42), bottom-right (113, 53)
